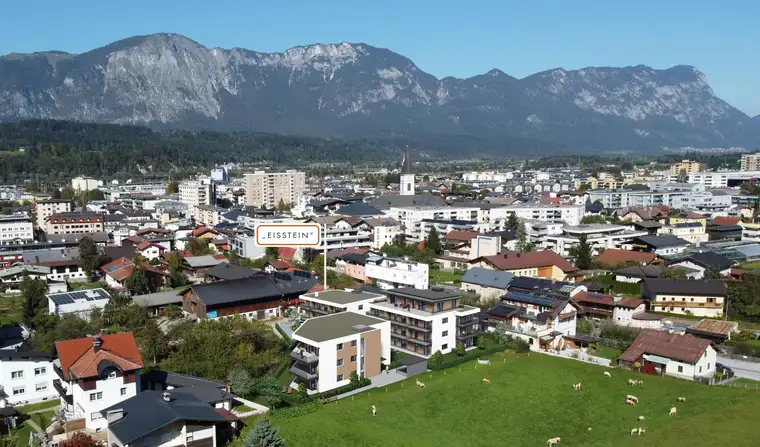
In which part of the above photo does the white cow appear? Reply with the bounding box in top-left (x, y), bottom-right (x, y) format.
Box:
top-left (603, 371), bottom-right (611, 378)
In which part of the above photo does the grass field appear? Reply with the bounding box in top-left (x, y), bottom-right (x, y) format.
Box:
top-left (16, 399), bottom-right (60, 414)
top-left (429, 270), bottom-right (463, 284)
top-left (270, 353), bottom-right (760, 447)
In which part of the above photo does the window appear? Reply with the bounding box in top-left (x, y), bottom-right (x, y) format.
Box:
top-left (34, 367), bottom-right (46, 376)
top-left (107, 371), bottom-right (117, 379)
top-left (336, 343), bottom-right (343, 350)
top-left (351, 355), bottom-right (357, 362)
top-left (442, 331), bottom-right (448, 337)
top-left (120, 387), bottom-right (127, 396)
top-left (12, 387), bottom-right (24, 396)
top-left (442, 317), bottom-right (448, 324)
top-left (708, 363), bottom-right (710, 369)
top-left (351, 340), bottom-right (357, 347)
top-left (35, 383), bottom-right (48, 392)
top-left (442, 344), bottom-right (448, 351)
top-left (677, 366), bottom-right (683, 373)
top-left (337, 374), bottom-right (344, 381)
top-left (337, 359), bottom-right (344, 366)
top-left (699, 366), bottom-right (702, 373)
top-left (90, 392), bottom-right (103, 402)
top-left (91, 412), bottom-right (103, 421)
top-left (11, 371), bottom-right (23, 379)
top-left (358, 305), bottom-right (364, 310)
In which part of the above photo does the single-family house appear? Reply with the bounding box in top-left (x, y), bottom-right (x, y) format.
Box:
top-left (469, 251), bottom-right (579, 282)
top-left (667, 252), bottom-right (734, 279)
top-left (631, 235), bottom-right (691, 256)
top-left (641, 278), bottom-right (727, 318)
top-left (0, 350), bottom-right (58, 405)
top-left (459, 268), bottom-right (514, 301)
top-left (594, 248), bottom-right (657, 268)
top-left (618, 330), bottom-right (716, 381)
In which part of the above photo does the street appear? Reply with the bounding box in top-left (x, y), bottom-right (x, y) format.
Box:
top-left (717, 355), bottom-right (760, 381)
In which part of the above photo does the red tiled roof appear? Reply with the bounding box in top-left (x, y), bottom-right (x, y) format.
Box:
top-left (688, 319), bottom-right (737, 337)
top-left (191, 226), bottom-right (217, 237)
top-left (55, 332), bottom-right (144, 380)
top-left (307, 282), bottom-right (325, 293)
top-left (618, 330), bottom-right (712, 364)
top-left (100, 257), bottom-right (135, 281)
top-left (473, 250), bottom-right (578, 273)
top-left (215, 408), bottom-right (239, 422)
top-left (711, 216), bottom-right (741, 226)
top-left (615, 297), bottom-right (645, 309)
top-left (445, 231), bottom-right (478, 242)
top-left (594, 249), bottom-right (656, 267)
top-left (212, 254), bottom-right (227, 260)
top-left (278, 247), bottom-right (297, 260)
top-left (572, 291), bottom-right (615, 306)
top-left (268, 260), bottom-right (293, 270)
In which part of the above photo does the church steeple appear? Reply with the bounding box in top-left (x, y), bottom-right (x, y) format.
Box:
top-left (400, 151), bottom-right (415, 196)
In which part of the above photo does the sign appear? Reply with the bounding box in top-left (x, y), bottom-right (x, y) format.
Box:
top-left (255, 223), bottom-right (322, 247)
top-left (206, 311), bottom-right (218, 318)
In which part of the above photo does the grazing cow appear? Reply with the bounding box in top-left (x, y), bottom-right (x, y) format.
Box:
top-left (669, 407), bottom-right (677, 416)
top-left (637, 380), bottom-right (644, 386)
top-left (572, 383), bottom-right (581, 391)
top-left (637, 428), bottom-right (646, 436)
top-left (372, 405), bottom-right (377, 416)
top-left (677, 396), bottom-right (686, 402)
top-left (638, 416), bottom-right (645, 421)
top-left (482, 378), bottom-right (491, 384)
top-left (626, 395), bottom-right (639, 403)
top-left (416, 380), bottom-right (426, 388)
top-left (603, 371), bottom-right (611, 378)
top-left (546, 437), bottom-right (561, 446)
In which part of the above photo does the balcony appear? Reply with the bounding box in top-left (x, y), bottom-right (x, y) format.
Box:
top-left (289, 364), bottom-right (318, 380)
top-left (289, 348), bottom-right (319, 364)
top-left (53, 364), bottom-right (66, 381)
top-left (391, 332), bottom-right (432, 346)
top-left (386, 316), bottom-right (432, 332)
top-left (53, 379), bottom-right (72, 405)
top-left (456, 316), bottom-right (479, 327)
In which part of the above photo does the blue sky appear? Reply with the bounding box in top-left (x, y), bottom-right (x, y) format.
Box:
top-left (3, 0), bottom-right (759, 115)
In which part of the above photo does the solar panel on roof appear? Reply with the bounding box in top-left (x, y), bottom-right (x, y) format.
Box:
top-left (505, 291), bottom-right (561, 308)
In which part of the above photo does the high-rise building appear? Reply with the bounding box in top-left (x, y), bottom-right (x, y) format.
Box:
top-left (741, 153), bottom-right (760, 171)
top-left (669, 160), bottom-right (701, 176)
top-left (179, 181), bottom-right (216, 207)
top-left (244, 170), bottom-right (305, 209)
top-left (35, 199), bottom-right (72, 230)
top-left (399, 151), bottom-right (415, 196)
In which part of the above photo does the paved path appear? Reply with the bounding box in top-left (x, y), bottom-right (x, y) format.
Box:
top-left (233, 397), bottom-right (269, 418)
top-left (331, 370), bottom-right (408, 400)
top-left (717, 355), bottom-right (760, 381)
top-left (25, 417), bottom-right (44, 434)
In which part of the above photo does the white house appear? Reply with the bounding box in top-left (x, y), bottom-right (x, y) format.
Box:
top-left (0, 350), bottom-right (58, 405)
top-left (619, 330), bottom-right (716, 381)
top-left (365, 256), bottom-right (429, 290)
top-left (0, 213), bottom-right (34, 244)
top-left (47, 289), bottom-right (111, 320)
top-left (298, 290), bottom-right (386, 319)
top-left (460, 268), bottom-right (514, 302)
top-left (542, 224), bottom-right (648, 257)
top-left (611, 298), bottom-right (647, 326)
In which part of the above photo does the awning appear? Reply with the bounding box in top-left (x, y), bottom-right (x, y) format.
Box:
top-left (643, 354), bottom-right (671, 365)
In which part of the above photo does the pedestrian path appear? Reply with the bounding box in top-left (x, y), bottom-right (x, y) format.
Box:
top-left (233, 396), bottom-right (269, 417)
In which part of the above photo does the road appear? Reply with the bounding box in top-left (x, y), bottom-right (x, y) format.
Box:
top-left (717, 355), bottom-right (760, 381)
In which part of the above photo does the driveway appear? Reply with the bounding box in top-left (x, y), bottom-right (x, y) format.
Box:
top-left (717, 355), bottom-right (760, 381)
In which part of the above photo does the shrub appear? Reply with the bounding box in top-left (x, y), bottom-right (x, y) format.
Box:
top-left (455, 343), bottom-right (466, 357)
top-left (428, 343), bottom-right (511, 371)
top-left (428, 350), bottom-right (444, 369)
top-left (270, 402), bottom-right (320, 419)
top-left (476, 336), bottom-right (487, 350)
top-left (315, 377), bottom-right (371, 400)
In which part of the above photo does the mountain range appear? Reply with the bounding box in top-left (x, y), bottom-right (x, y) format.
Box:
top-left (1, 33), bottom-right (758, 152)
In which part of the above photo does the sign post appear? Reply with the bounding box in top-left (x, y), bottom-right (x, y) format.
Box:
top-left (255, 223), bottom-right (326, 289)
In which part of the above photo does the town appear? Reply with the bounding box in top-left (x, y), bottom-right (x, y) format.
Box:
top-left (0, 150), bottom-right (758, 446)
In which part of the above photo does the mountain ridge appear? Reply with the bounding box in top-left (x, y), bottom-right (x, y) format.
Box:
top-left (1, 33), bottom-right (758, 152)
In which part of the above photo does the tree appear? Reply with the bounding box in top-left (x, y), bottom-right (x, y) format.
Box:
top-left (60, 186), bottom-right (76, 200)
top-left (677, 168), bottom-right (689, 184)
top-left (576, 318), bottom-right (594, 335)
top-left (55, 314), bottom-right (90, 342)
top-left (476, 336), bottom-right (486, 350)
top-left (660, 267), bottom-right (687, 280)
top-left (285, 307), bottom-right (302, 330)
top-left (740, 181), bottom-right (760, 221)
top-left (568, 234), bottom-right (593, 270)
top-left (124, 265), bottom-right (160, 295)
top-left (59, 432), bottom-right (104, 446)
top-left (428, 350), bottom-right (443, 369)
top-left (455, 343), bottom-right (466, 357)
top-left (138, 318), bottom-right (167, 365)
top-left (296, 382), bottom-right (310, 402)
top-left (187, 238), bottom-right (212, 256)
top-left (79, 236), bottom-right (102, 281)
top-left (257, 376), bottom-right (284, 408)
top-left (516, 222), bottom-right (535, 252)
top-left (425, 227), bottom-right (442, 255)
top-left (703, 267), bottom-right (722, 280)
top-left (580, 214), bottom-right (607, 225)
top-left (265, 247), bottom-right (280, 260)
top-left (349, 370), bottom-right (360, 385)
top-left (165, 181), bottom-right (179, 194)
top-left (165, 304), bottom-right (183, 319)
top-left (21, 275), bottom-right (48, 327)
top-left (228, 368), bottom-right (255, 397)
top-left (392, 232), bottom-right (406, 246)
top-left (578, 182), bottom-right (592, 192)
top-left (245, 419), bottom-right (284, 447)
top-left (506, 212), bottom-right (520, 233)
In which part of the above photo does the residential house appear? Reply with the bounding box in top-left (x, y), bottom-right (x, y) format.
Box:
top-left (35, 199), bottom-right (72, 231)
top-left (334, 251), bottom-right (373, 284)
top-left (611, 298), bottom-right (650, 327)
top-left (459, 268), bottom-right (514, 301)
top-left (291, 312), bottom-right (390, 393)
top-left (641, 278), bottom-right (727, 317)
top-left (181, 254), bottom-right (229, 279)
top-left (53, 332), bottom-right (144, 431)
top-left (365, 256), bottom-right (429, 290)
top-left (298, 289), bottom-right (385, 319)
top-left (571, 291), bottom-right (615, 320)
top-left (686, 319), bottom-right (737, 344)
top-left (263, 259), bottom-right (294, 274)
top-left (469, 251), bottom-right (579, 282)
top-left (618, 330), bottom-right (716, 381)
top-left (100, 257), bottom-right (169, 290)
top-left (667, 252), bottom-right (734, 279)
top-left (657, 222), bottom-right (709, 246)
top-left (618, 206), bottom-right (668, 223)
top-left (205, 263), bottom-right (260, 282)
top-left (367, 287), bottom-right (480, 357)
top-left (0, 350), bottom-right (57, 405)
top-left (631, 235), bottom-right (690, 256)
top-left (47, 288), bottom-right (111, 320)
top-left (436, 232), bottom-right (502, 270)
top-left (594, 248), bottom-right (657, 268)
top-left (506, 276), bottom-right (586, 297)
top-left (669, 211), bottom-right (707, 228)
top-left (0, 265), bottom-right (50, 293)
top-left (23, 248), bottom-right (86, 282)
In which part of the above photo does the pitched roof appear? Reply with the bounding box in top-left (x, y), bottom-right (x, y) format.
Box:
top-left (687, 319), bottom-right (737, 337)
top-left (294, 312), bottom-right (386, 343)
top-left (642, 278), bottom-right (727, 297)
top-left (473, 250), bottom-right (578, 273)
top-left (189, 273), bottom-right (316, 307)
top-left (634, 235), bottom-right (690, 248)
top-left (183, 255), bottom-right (229, 268)
top-left (711, 216), bottom-right (741, 226)
top-left (460, 268), bottom-right (514, 289)
top-left (278, 247), bottom-right (297, 260)
top-left (445, 231), bottom-right (479, 242)
top-left (614, 264), bottom-right (664, 279)
top-left (684, 252), bottom-right (734, 271)
top-left (594, 249), bottom-right (656, 267)
top-left (615, 297), bottom-right (645, 309)
top-left (205, 263), bottom-right (260, 281)
top-left (55, 332), bottom-right (143, 380)
top-left (267, 259), bottom-right (293, 270)
top-left (572, 291), bottom-right (615, 306)
top-left (618, 330), bottom-right (712, 364)
top-left (334, 202), bottom-right (383, 217)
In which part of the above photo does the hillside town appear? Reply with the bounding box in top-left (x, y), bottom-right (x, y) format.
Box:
top-left (1, 152), bottom-right (760, 446)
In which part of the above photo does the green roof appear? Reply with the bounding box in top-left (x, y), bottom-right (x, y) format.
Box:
top-left (294, 312), bottom-right (385, 343)
top-left (302, 290), bottom-right (384, 305)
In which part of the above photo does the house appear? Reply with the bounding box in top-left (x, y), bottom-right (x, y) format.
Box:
top-left (291, 312), bottom-right (390, 394)
top-left (205, 263), bottom-right (260, 282)
top-left (45, 211), bottom-right (105, 236)
top-left (619, 206), bottom-right (668, 223)
top-left (669, 211), bottom-right (707, 228)
top-left (506, 276), bottom-right (586, 297)
top-left (0, 350), bottom-right (57, 405)
top-left (641, 278), bottom-right (727, 317)
top-left (334, 252), bottom-right (372, 284)
top-left (437, 232), bottom-right (502, 270)
top-left (53, 332), bottom-right (144, 431)
top-left (469, 251), bottom-right (579, 282)
top-left (47, 288), bottom-right (111, 320)
top-left (631, 235), bottom-right (690, 256)
top-left (657, 222), bottom-right (709, 246)
top-left (181, 271), bottom-right (316, 320)
top-left (23, 248), bottom-right (86, 282)
top-left (181, 254), bottom-right (229, 278)
top-left (459, 268), bottom-right (514, 301)
top-left (101, 389), bottom-right (237, 447)
top-left (686, 319), bottom-right (738, 344)
top-left (611, 298), bottom-right (649, 327)
top-left (594, 248), bottom-right (657, 268)
top-left (100, 257), bottom-right (169, 290)
top-left (366, 287), bottom-right (480, 357)
top-left (365, 256), bottom-right (429, 290)
top-left (667, 252), bottom-right (734, 279)
top-left (571, 291), bottom-right (615, 319)
top-left (131, 290), bottom-right (183, 316)
top-left (0, 265), bottom-right (50, 293)
top-left (122, 236), bottom-right (166, 261)
top-left (263, 259), bottom-right (294, 273)
top-left (614, 264), bottom-right (667, 283)
top-left (298, 289), bottom-right (385, 319)
top-left (618, 330), bottom-right (716, 381)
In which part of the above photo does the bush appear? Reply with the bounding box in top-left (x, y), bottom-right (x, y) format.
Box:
top-left (727, 340), bottom-right (760, 357)
top-left (270, 401), bottom-right (320, 419)
top-left (428, 350), bottom-right (444, 369)
top-left (455, 343), bottom-right (466, 357)
top-left (428, 342), bottom-right (513, 371)
top-left (315, 377), bottom-right (371, 400)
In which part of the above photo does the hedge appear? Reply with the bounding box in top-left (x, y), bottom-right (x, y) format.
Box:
top-left (275, 323), bottom-right (292, 343)
top-left (726, 340), bottom-right (760, 358)
top-left (314, 377), bottom-right (371, 400)
top-left (428, 339), bottom-right (529, 371)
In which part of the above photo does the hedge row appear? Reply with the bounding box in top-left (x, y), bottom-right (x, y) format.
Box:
top-left (314, 377), bottom-right (371, 400)
top-left (275, 323), bottom-right (292, 343)
top-left (726, 340), bottom-right (760, 358)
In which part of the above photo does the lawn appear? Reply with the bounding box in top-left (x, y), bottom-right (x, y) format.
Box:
top-left (16, 399), bottom-right (60, 414)
top-left (728, 378), bottom-right (760, 390)
top-left (270, 353), bottom-right (760, 447)
top-left (0, 294), bottom-right (22, 325)
top-left (593, 275), bottom-right (641, 296)
top-left (738, 261), bottom-right (760, 270)
top-left (429, 270), bottom-right (463, 284)
top-left (593, 346), bottom-right (622, 361)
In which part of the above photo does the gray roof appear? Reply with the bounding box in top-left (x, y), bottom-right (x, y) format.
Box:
top-left (614, 264), bottom-right (663, 278)
top-left (302, 290), bottom-right (385, 305)
top-left (22, 248), bottom-right (81, 265)
top-left (102, 390), bottom-right (230, 445)
top-left (169, 384), bottom-right (234, 404)
top-left (368, 194), bottom-right (447, 210)
top-left (131, 290), bottom-right (183, 308)
top-left (682, 252), bottom-right (734, 271)
top-left (205, 263), bottom-right (260, 280)
top-left (183, 255), bottom-right (229, 268)
top-left (461, 268), bottom-right (514, 289)
top-left (190, 273), bottom-right (316, 307)
top-left (141, 370), bottom-right (226, 390)
top-left (334, 202), bottom-right (383, 217)
top-left (294, 312), bottom-right (385, 343)
top-left (642, 278), bottom-right (727, 296)
top-left (0, 265), bottom-right (50, 277)
top-left (733, 244), bottom-right (760, 258)
top-left (634, 235), bottom-right (690, 248)
top-left (389, 286), bottom-right (461, 302)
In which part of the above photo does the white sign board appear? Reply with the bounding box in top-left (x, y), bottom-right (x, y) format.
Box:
top-left (255, 223), bottom-right (322, 247)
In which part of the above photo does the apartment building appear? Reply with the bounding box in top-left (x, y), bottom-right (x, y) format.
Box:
top-left (365, 256), bottom-right (429, 290)
top-left (35, 199), bottom-right (72, 230)
top-left (71, 176), bottom-right (100, 191)
top-left (641, 278), bottom-right (726, 318)
top-left (303, 216), bottom-right (372, 250)
top-left (542, 224), bottom-right (648, 257)
top-left (298, 289), bottom-right (385, 319)
top-left (54, 332), bottom-right (144, 431)
top-left (741, 153), bottom-right (760, 171)
top-left (585, 189), bottom-right (630, 210)
top-left (45, 211), bottom-right (104, 235)
top-left (490, 203), bottom-right (585, 226)
top-left (291, 312), bottom-right (390, 393)
top-left (0, 350), bottom-right (58, 405)
top-left (657, 222), bottom-right (709, 245)
top-left (179, 181), bottom-right (216, 207)
top-left (386, 206), bottom-right (480, 239)
top-left (437, 231), bottom-right (502, 269)
top-left (372, 221), bottom-right (402, 249)
top-left (193, 204), bottom-right (225, 227)
top-left (0, 213), bottom-right (34, 244)
top-left (669, 160), bottom-right (701, 175)
top-left (367, 287), bottom-right (480, 357)
top-left (244, 170), bottom-right (305, 209)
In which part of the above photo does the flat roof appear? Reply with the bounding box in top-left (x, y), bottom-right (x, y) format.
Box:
top-left (389, 287), bottom-right (461, 302)
top-left (294, 312), bottom-right (385, 343)
top-left (301, 290), bottom-right (385, 305)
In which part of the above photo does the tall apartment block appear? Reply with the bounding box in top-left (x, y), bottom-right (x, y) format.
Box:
top-left (179, 181), bottom-right (216, 207)
top-left (741, 153), bottom-right (760, 172)
top-left (244, 170), bottom-right (305, 209)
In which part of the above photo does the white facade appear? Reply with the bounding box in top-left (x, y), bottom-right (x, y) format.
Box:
top-left (400, 173), bottom-right (415, 196)
top-left (664, 346), bottom-right (717, 381)
top-left (365, 257), bottom-right (429, 290)
top-left (179, 181), bottom-right (215, 207)
top-left (462, 171), bottom-right (512, 182)
top-left (72, 177), bottom-right (100, 192)
top-left (372, 224), bottom-right (402, 249)
top-left (386, 206), bottom-right (480, 230)
top-left (0, 214), bottom-right (34, 244)
top-left (244, 170), bottom-right (305, 208)
top-left (490, 204), bottom-right (585, 226)
top-left (585, 190), bottom-right (630, 210)
top-left (299, 290), bottom-right (384, 316)
top-left (657, 225), bottom-right (709, 246)
top-left (612, 303), bottom-right (647, 326)
top-left (108, 420), bottom-right (217, 447)
top-left (542, 224), bottom-right (648, 257)
top-left (0, 355), bottom-right (57, 405)
top-left (688, 171), bottom-right (760, 188)
top-left (35, 200), bottom-right (72, 230)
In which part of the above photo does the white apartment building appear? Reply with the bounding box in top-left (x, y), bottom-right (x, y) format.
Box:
top-left (657, 222), bottom-right (709, 246)
top-left (298, 290), bottom-right (385, 319)
top-left (179, 181), bottom-right (216, 207)
top-left (291, 312), bottom-right (390, 393)
top-left (0, 351), bottom-right (57, 405)
top-left (585, 189), bottom-right (630, 210)
top-left (462, 171), bottom-right (513, 182)
top-left (372, 223), bottom-right (402, 249)
top-left (192, 205), bottom-right (225, 227)
top-left (490, 203), bottom-right (585, 226)
top-left (35, 199), bottom-right (72, 230)
top-left (741, 153), bottom-right (760, 171)
top-left (47, 288), bottom-right (111, 320)
top-left (244, 170), bottom-right (305, 209)
top-left (386, 206), bottom-right (480, 240)
top-left (71, 176), bottom-right (100, 191)
top-left (542, 224), bottom-right (649, 257)
top-left (687, 171), bottom-right (760, 189)
top-left (0, 213), bottom-right (34, 244)
top-left (365, 256), bottom-right (429, 290)
top-left (367, 287), bottom-right (481, 357)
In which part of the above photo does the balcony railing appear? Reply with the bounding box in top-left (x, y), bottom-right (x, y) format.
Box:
top-left (391, 332), bottom-right (432, 346)
top-left (53, 364), bottom-right (66, 381)
top-left (289, 364), bottom-right (318, 380)
top-left (53, 379), bottom-right (72, 405)
top-left (456, 317), bottom-right (479, 327)
top-left (386, 317), bottom-right (432, 332)
top-left (289, 348), bottom-right (319, 364)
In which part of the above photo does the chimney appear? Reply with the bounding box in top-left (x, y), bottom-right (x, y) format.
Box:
top-left (163, 392), bottom-right (172, 402)
top-left (93, 335), bottom-right (102, 352)
top-left (314, 292), bottom-right (319, 297)
top-left (106, 409), bottom-right (124, 423)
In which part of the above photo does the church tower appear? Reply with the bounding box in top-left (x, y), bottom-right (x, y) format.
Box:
top-left (400, 151), bottom-right (415, 196)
